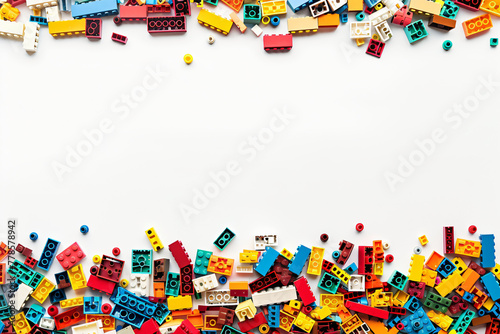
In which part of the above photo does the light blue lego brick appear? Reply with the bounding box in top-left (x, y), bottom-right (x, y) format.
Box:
top-left (30, 15), bottom-right (48, 25)
top-left (436, 258), bottom-right (456, 278)
top-left (153, 303), bottom-right (170, 325)
top-left (451, 309), bottom-right (475, 334)
top-left (388, 270), bottom-right (408, 290)
top-left (480, 234), bottom-right (496, 268)
top-left (288, 245), bottom-right (311, 275)
top-left (404, 296), bottom-right (422, 313)
top-left (267, 305), bottom-right (280, 328)
top-left (26, 304), bottom-right (45, 324)
top-left (37, 238), bottom-right (60, 271)
top-left (345, 263), bottom-right (357, 275)
top-left (481, 272), bottom-right (500, 301)
top-left (110, 304), bottom-right (147, 328)
top-left (400, 307), bottom-right (435, 334)
top-left (0, 321), bottom-right (4, 333)
top-left (110, 287), bottom-right (157, 318)
top-left (71, 0), bottom-right (119, 19)
top-left (84, 296), bottom-right (102, 314)
top-left (287, 0), bottom-right (314, 12)
top-left (364, 0), bottom-right (380, 8)
top-left (404, 19), bottom-right (428, 44)
top-left (145, 0), bottom-right (156, 4)
top-left (255, 247), bottom-right (280, 276)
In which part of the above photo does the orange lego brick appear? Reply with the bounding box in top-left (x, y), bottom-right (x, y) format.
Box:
top-left (318, 14), bottom-right (339, 27)
top-left (480, 0), bottom-right (500, 17)
top-left (207, 255), bottom-right (234, 276)
top-left (425, 252), bottom-right (444, 270)
top-left (462, 14), bottom-right (493, 38)
top-left (461, 268), bottom-right (480, 291)
top-left (220, 0), bottom-right (243, 12)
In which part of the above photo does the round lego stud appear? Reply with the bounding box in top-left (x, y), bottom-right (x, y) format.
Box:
top-left (112, 247), bottom-right (121, 256)
top-left (356, 223), bottom-right (364, 232)
top-left (208, 36), bottom-right (215, 44)
top-left (320, 233), bottom-right (329, 242)
top-left (385, 254), bottom-right (394, 263)
top-left (262, 16), bottom-right (270, 24)
top-left (374, 2), bottom-right (383, 9)
top-left (113, 16), bottom-right (122, 25)
top-left (443, 40), bottom-right (452, 51)
top-left (47, 305), bottom-right (58, 316)
top-left (101, 303), bottom-right (112, 314)
top-left (382, 242), bottom-right (390, 250)
top-left (302, 305), bottom-right (313, 314)
top-left (468, 225), bottom-right (477, 234)
top-left (93, 255), bottom-right (101, 263)
top-left (259, 324), bottom-right (270, 334)
top-left (372, 33), bottom-right (380, 40)
top-left (90, 265), bottom-right (99, 275)
top-left (414, 246), bottom-right (422, 254)
top-left (165, 316), bottom-right (173, 323)
top-left (356, 12), bottom-right (366, 21)
top-left (270, 16), bottom-right (280, 26)
top-left (80, 225), bottom-right (89, 234)
top-left (218, 275), bottom-right (227, 284)
top-left (332, 250), bottom-right (341, 260)
top-left (396, 323), bottom-right (405, 331)
top-left (184, 54), bottom-right (193, 64)
top-left (435, 276), bottom-right (441, 285)
top-left (29, 232), bottom-right (38, 241)
top-left (120, 279), bottom-right (129, 288)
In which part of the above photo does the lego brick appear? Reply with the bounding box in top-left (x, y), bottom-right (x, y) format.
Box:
top-left (196, 9), bottom-right (233, 35)
top-left (471, 315), bottom-right (492, 327)
top-left (480, 234), bottom-right (496, 268)
top-left (22, 22), bottom-right (39, 52)
top-left (279, 311), bottom-right (296, 331)
top-left (345, 301), bottom-right (389, 319)
top-left (307, 247), bottom-right (325, 275)
top-left (173, 0), bottom-right (191, 15)
top-left (207, 255), bottom-right (234, 276)
top-left (217, 307), bottom-right (235, 326)
top-left (266, 304), bottom-right (280, 327)
top-left (404, 19), bottom-right (428, 43)
top-left (436, 257), bottom-right (456, 277)
top-left (348, 0), bottom-right (363, 11)
top-left (31, 277), bottom-right (55, 304)
top-left (45, 5), bottom-right (61, 21)
top-left (169, 241), bottom-right (192, 268)
top-left (373, 240), bottom-right (384, 263)
top-left (255, 235), bottom-right (278, 250)
top-left (287, 0), bottom-right (315, 12)
top-left (193, 274), bottom-right (218, 293)
top-left (235, 299), bottom-right (257, 322)
top-left (165, 272), bottom-right (180, 296)
top-left (451, 309), bottom-right (475, 334)
top-left (374, 21), bottom-right (392, 41)
top-left (71, 0), bottom-right (118, 18)
top-left (461, 268), bottom-right (480, 291)
top-left (87, 274), bottom-right (116, 295)
top-left (369, 7), bottom-right (392, 25)
top-left (435, 271), bottom-right (464, 297)
top-left (154, 258), bottom-right (169, 281)
top-left (409, 0), bottom-right (441, 14)
top-left (330, 263), bottom-right (351, 285)
top-left (13, 312), bottom-right (31, 334)
top-left (56, 242), bottom-right (85, 270)
top-left (366, 39), bottom-right (385, 57)
top-left (392, 5), bottom-right (413, 26)
top-left (319, 272), bottom-right (341, 294)
top-left (294, 277), bottom-right (316, 305)
top-left (443, 227), bottom-right (455, 254)
top-left (287, 17), bottom-right (318, 33)
top-left (428, 15), bottom-right (456, 30)
top-left (455, 0), bottom-right (480, 10)
top-left (256, 247), bottom-right (280, 276)
top-left (84, 18), bottom-right (102, 39)
top-left (61, 296), bottom-right (84, 308)
top-left (251, 24), bottom-right (263, 36)
top-left (132, 249), bottom-right (153, 274)
top-left (455, 238), bottom-right (482, 256)
top-left (240, 250), bottom-right (259, 263)
top-left (54, 306), bottom-right (85, 330)
top-left (36, 238), bottom-right (60, 271)
top-left (118, 4), bottom-right (148, 20)
top-left (427, 311), bottom-right (453, 331)
top-left (145, 228), bottom-right (164, 251)
top-left (97, 255), bottom-right (124, 283)
top-left (243, 4), bottom-right (261, 24)
top-left (317, 13), bottom-right (340, 27)
top-left (236, 265), bottom-right (254, 274)
top-left (180, 265), bottom-right (194, 295)
top-left (68, 264), bottom-right (87, 290)
top-left (48, 19), bottom-right (86, 36)
top-left (250, 271), bottom-right (279, 293)
top-left (26, 0), bottom-right (57, 9)
top-left (309, 0), bottom-right (330, 17)
top-left (293, 312), bottom-right (315, 333)
top-left (205, 290), bottom-right (237, 305)
top-left (168, 295), bottom-right (193, 310)
top-left (328, 0), bottom-right (348, 11)
top-left (340, 314), bottom-right (364, 334)
top-left (261, 0), bottom-right (287, 15)
top-left (229, 12), bottom-right (247, 33)
top-left (370, 290), bottom-right (393, 307)
top-left (358, 246), bottom-right (373, 275)
top-left (481, 272), bottom-right (500, 301)
top-left (252, 285), bottom-right (298, 307)
top-left (425, 252), bottom-right (445, 270)
top-left (288, 245), bottom-right (311, 275)
top-left (480, 0), bottom-right (500, 16)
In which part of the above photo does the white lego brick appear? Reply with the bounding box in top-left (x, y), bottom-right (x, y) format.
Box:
top-left (254, 235), bottom-right (278, 251)
top-left (72, 320), bottom-right (104, 334)
top-left (251, 25), bottom-right (263, 37)
top-left (192, 274), bottom-right (218, 293)
top-left (117, 326), bottom-right (135, 334)
top-left (129, 273), bottom-right (149, 297)
top-left (40, 317), bottom-right (56, 330)
top-left (22, 22), bottom-right (39, 53)
top-left (45, 5), bottom-right (61, 21)
top-left (236, 265), bottom-right (254, 274)
top-left (350, 21), bottom-right (371, 39)
top-left (251, 285), bottom-right (297, 307)
top-left (368, 7), bottom-right (392, 24)
top-left (26, 0), bottom-right (58, 10)
top-left (15, 283), bottom-right (33, 311)
top-left (381, 0), bottom-right (404, 14)
top-left (374, 21), bottom-right (392, 41)
top-left (0, 20), bottom-right (24, 39)
top-left (348, 275), bottom-right (365, 292)
top-left (309, 0), bottom-right (329, 17)
top-left (327, 0), bottom-right (347, 11)
top-left (205, 289), bottom-right (238, 305)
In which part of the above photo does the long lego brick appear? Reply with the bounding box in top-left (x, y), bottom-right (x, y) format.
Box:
top-left (48, 19), bottom-right (86, 36)
top-left (37, 238), bottom-right (60, 271)
top-left (287, 17), bottom-right (318, 33)
top-left (288, 245), bottom-right (311, 275)
top-left (293, 277), bottom-right (316, 305)
top-left (358, 246), bottom-right (373, 275)
top-left (408, 0), bottom-right (440, 15)
top-left (443, 227), bottom-right (454, 254)
top-left (0, 20), bottom-right (24, 39)
top-left (255, 247), bottom-right (280, 276)
top-left (480, 234), bottom-right (496, 268)
top-left (119, 4), bottom-right (148, 20)
top-left (251, 285), bottom-right (297, 307)
top-left (481, 272), bottom-right (500, 301)
top-left (249, 271), bottom-right (279, 293)
top-left (479, 0), bottom-right (500, 16)
top-left (238, 313), bottom-right (267, 332)
top-left (147, 16), bottom-right (187, 33)
top-left (408, 255), bottom-right (425, 282)
top-left (197, 9), bottom-right (233, 35)
top-left (428, 15), bottom-right (456, 30)
top-left (26, 0), bottom-right (57, 9)
top-left (287, 0), bottom-right (314, 12)
top-left (454, 0), bottom-right (481, 10)
top-left (71, 0), bottom-right (118, 19)
top-left (344, 301), bottom-right (389, 319)
top-left (261, 0), bottom-right (287, 15)
top-left (169, 241), bottom-right (192, 268)
top-left (54, 306), bottom-right (85, 330)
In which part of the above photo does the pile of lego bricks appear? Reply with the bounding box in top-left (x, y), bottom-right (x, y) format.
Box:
top-left (1, 224), bottom-right (500, 334)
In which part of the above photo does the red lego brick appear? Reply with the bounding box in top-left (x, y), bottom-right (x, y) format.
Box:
top-left (366, 39), bottom-right (385, 58)
top-left (486, 319), bottom-right (500, 334)
top-left (365, 274), bottom-right (383, 290)
top-left (118, 4), bottom-right (147, 20)
top-left (294, 277), bottom-right (316, 306)
top-left (6, 0), bottom-right (25, 7)
top-left (238, 313), bottom-right (267, 332)
top-left (443, 226), bottom-right (454, 254)
top-left (358, 246), bottom-right (373, 275)
top-left (24, 256), bottom-right (38, 268)
top-left (56, 242), bottom-right (86, 270)
top-left (87, 274), bottom-right (117, 295)
top-left (54, 306), bottom-right (85, 330)
top-left (97, 255), bottom-right (124, 283)
top-left (220, 0), bottom-right (243, 11)
top-left (29, 326), bottom-right (51, 334)
top-left (263, 34), bottom-right (293, 52)
top-left (249, 271), bottom-right (280, 293)
top-left (317, 321), bottom-right (341, 334)
top-left (85, 18), bottom-right (102, 39)
top-left (180, 264), bottom-right (194, 295)
top-left (147, 16), bottom-right (187, 33)
top-left (391, 5), bottom-right (412, 26)
top-left (454, 0), bottom-right (480, 10)
top-left (337, 240), bottom-right (354, 266)
top-left (147, 4), bottom-right (171, 12)
top-left (174, 320), bottom-right (200, 334)
top-left (273, 255), bottom-right (294, 286)
top-left (16, 244), bottom-right (32, 258)
top-left (111, 32), bottom-right (128, 44)
top-left (217, 308), bottom-right (235, 326)
top-left (0, 263), bottom-right (5, 285)
top-left (173, 0), bottom-right (190, 15)
top-left (344, 301), bottom-right (389, 319)
top-left (134, 318), bottom-right (161, 334)
top-left (407, 281), bottom-right (425, 299)
top-left (344, 291), bottom-right (364, 300)
top-left (168, 241), bottom-right (192, 268)
top-left (388, 307), bottom-right (407, 316)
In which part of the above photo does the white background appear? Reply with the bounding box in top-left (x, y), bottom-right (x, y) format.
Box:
top-left (1, 1), bottom-right (500, 309)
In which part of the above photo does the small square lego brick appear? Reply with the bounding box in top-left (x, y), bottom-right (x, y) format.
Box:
top-left (491, 38), bottom-right (498, 46)
top-left (419, 235), bottom-right (429, 246)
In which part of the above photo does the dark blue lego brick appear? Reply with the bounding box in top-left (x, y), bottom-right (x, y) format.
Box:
top-left (37, 238), bottom-right (60, 271)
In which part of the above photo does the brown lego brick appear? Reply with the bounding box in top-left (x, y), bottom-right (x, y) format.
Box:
top-left (428, 14), bottom-right (456, 30)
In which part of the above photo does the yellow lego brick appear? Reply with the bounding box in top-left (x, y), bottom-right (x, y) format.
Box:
top-left (320, 294), bottom-right (344, 312)
top-left (421, 269), bottom-right (437, 287)
top-left (235, 299), bottom-right (257, 321)
top-left (12, 312), bottom-right (31, 334)
top-left (60, 296), bottom-right (84, 308)
top-left (197, 9), bottom-right (233, 35)
top-left (307, 247), bottom-right (324, 276)
top-left (279, 311), bottom-right (296, 331)
top-left (408, 0), bottom-right (441, 15)
top-left (427, 310), bottom-right (453, 331)
top-left (453, 257), bottom-right (468, 275)
top-left (48, 19), bottom-right (86, 37)
top-left (31, 277), bottom-right (55, 304)
top-left (408, 254), bottom-right (425, 282)
top-left (168, 295), bottom-right (193, 310)
top-left (294, 312), bottom-right (315, 333)
top-left (261, 0), bottom-right (287, 16)
top-left (356, 38), bottom-right (365, 47)
top-left (370, 290), bottom-right (392, 307)
top-left (281, 248), bottom-right (293, 260)
top-left (435, 271), bottom-right (464, 297)
top-left (341, 314), bottom-right (363, 334)
top-left (68, 264), bottom-right (87, 290)
top-left (287, 17), bottom-right (318, 33)
top-left (393, 290), bottom-right (409, 307)
top-left (310, 306), bottom-right (331, 320)
top-left (330, 263), bottom-right (351, 284)
top-left (374, 262), bottom-right (384, 276)
top-left (483, 296), bottom-right (495, 310)
top-left (348, 0), bottom-right (363, 11)
top-left (419, 235), bottom-right (428, 246)
top-left (287, 300), bottom-right (302, 314)
top-left (240, 250), bottom-right (259, 263)
top-left (480, 0), bottom-right (500, 17)
top-left (461, 268), bottom-right (480, 291)
top-left (229, 281), bottom-right (248, 291)
top-left (455, 238), bottom-right (481, 258)
top-left (146, 227), bottom-right (164, 251)
top-left (85, 314), bottom-right (115, 331)
top-left (490, 263), bottom-right (500, 280)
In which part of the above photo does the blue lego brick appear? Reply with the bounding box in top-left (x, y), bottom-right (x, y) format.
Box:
top-left (451, 309), bottom-right (475, 334)
top-left (84, 296), bottom-right (102, 314)
top-left (480, 234), bottom-right (496, 268)
top-left (49, 288), bottom-right (67, 304)
top-left (26, 304), bottom-right (45, 324)
top-left (287, 0), bottom-right (314, 12)
top-left (71, 0), bottom-right (118, 19)
top-left (388, 270), bottom-right (408, 290)
top-left (489, 302), bottom-right (500, 318)
top-left (463, 291), bottom-right (474, 303)
top-left (436, 258), bottom-right (456, 278)
top-left (267, 305), bottom-right (280, 328)
top-left (340, 12), bottom-right (348, 23)
top-left (110, 304), bottom-right (146, 328)
top-left (30, 15), bottom-right (48, 25)
top-left (145, 0), bottom-right (156, 4)
top-left (387, 315), bottom-right (401, 328)
top-left (481, 272), bottom-right (500, 301)
top-left (165, 272), bottom-right (180, 297)
top-left (110, 287), bottom-right (157, 318)
top-left (359, 297), bottom-right (369, 306)
top-left (54, 271), bottom-right (70, 285)
top-left (0, 321), bottom-right (4, 333)
top-left (288, 245), bottom-right (311, 276)
top-left (37, 238), bottom-right (60, 271)
top-left (318, 272), bottom-right (341, 294)
top-left (364, 0), bottom-right (380, 7)
top-left (243, 4), bottom-right (261, 25)
top-left (153, 303), bottom-right (170, 325)
top-left (194, 250), bottom-right (212, 276)
top-left (255, 247), bottom-right (280, 276)
top-left (400, 307), bottom-right (435, 334)
top-left (214, 228), bottom-right (236, 251)
top-left (440, 0), bottom-right (459, 19)
top-left (345, 263), bottom-right (357, 275)
top-left (478, 308), bottom-right (487, 317)
top-left (131, 249), bottom-right (153, 274)
top-left (404, 20), bottom-right (428, 44)
top-left (404, 296), bottom-right (422, 313)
